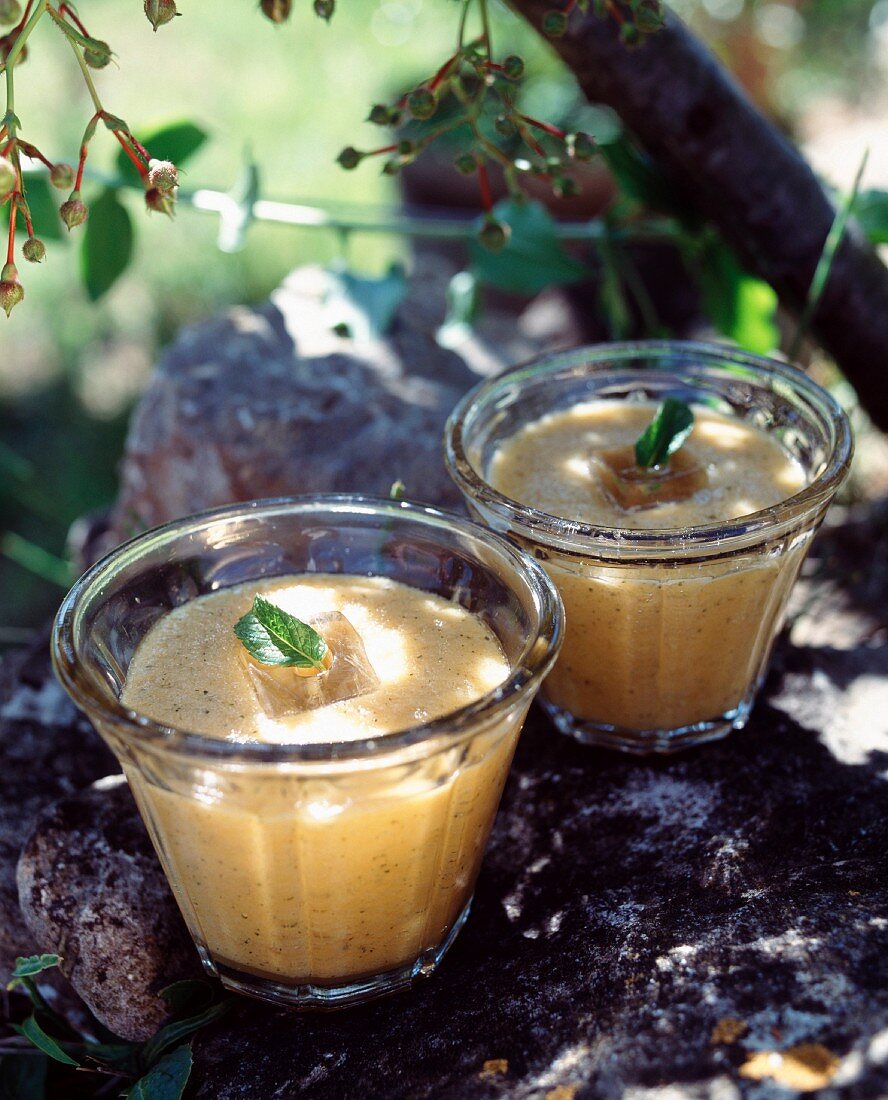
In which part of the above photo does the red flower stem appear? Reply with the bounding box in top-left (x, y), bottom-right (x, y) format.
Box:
top-left (429, 53), bottom-right (458, 92)
top-left (74, 144), bottom-right (88, 190)
top-left (57, 2), bottom-right (89, 36)
top-left (16, 0), bottom-right (35, 31)
top-left (605, 0), bottom-right (625, 25)
top-left (518, 114), bottom-right (566, 140)
top-left (23, 206), bottom-right (34, 237)
top-left (112, 129), bottom-right (148, 177)
top-left (366, 144), bottom-right (398, 157)
top-left (518, 124), bottom-right (547, 159)
top-left (478, 162), bottom-right (493, 211)
top-left (17, 142), bottom-right (54, 169)
top-left (6, 196), bottom-right (16, 265)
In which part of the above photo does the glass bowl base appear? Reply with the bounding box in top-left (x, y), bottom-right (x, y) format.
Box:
top-left (197, 898), bottom-right (473, 1010)
top-left (539, 696), bottom-right (754, 755)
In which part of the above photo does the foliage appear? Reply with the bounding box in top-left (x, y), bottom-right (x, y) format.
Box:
top-left (1, 955), bottom-right (230, 1098)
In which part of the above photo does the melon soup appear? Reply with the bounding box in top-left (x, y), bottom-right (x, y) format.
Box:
top-left (445, 342), bottom-right (852, 754)
top-left (52, 498), bottom-right (562, 1008)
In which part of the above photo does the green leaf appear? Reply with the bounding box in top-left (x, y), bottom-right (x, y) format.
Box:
top-left (80, 189), bottom-right (134, 301)
top-left (789, 149), bottom-right (868, 361)
top-left (635, 398), bottom-right (695, 468)
top-left (142, 1003), bottom-right (229, 1067)
top-left (9, 957), bottom-right (60, 982)
top-left (127, 1044), bottom-right (192, 1100)
top-left (855, 188), bottom-right (888, 244)
top-left (470, 199), bottom-right (587, 295)
top-left (325, 263), bottom-right (407, 342)
top-left (599, 134), bottom-right (686, 217)
top-left (115, 121), bottom-right (208, 186)
top-left (234, 596), bottom-right (329, 670)
top-left (12, 1017), bottom-right (78, 1068)
top-left (694, 238), bottom-right (778, 355)
top-left (0, 1053), bottom-right (47, 1100)
top-left (158, 979), bottom-right (216, 1016)
top-left (1, 178), bottom-right (65, 242)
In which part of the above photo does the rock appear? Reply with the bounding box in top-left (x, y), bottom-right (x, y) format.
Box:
top-left (1, 502), bottom-right (884, 1093)
top-left (16, 775), bottom-right (201, 1042)
top-left (190, 692), bottom-right (887, 1099)
top-left (0, 640), bottom-right (117, 979)
top-left (111, 261), bottom-right (572, 542)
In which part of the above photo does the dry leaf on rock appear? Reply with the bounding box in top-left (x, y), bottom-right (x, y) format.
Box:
top-left (710, 1017), bottom-right (748, 1045)
top-left (739, 1043), bottom-right (840, 1091)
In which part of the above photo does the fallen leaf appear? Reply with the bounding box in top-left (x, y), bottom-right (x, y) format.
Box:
top-left (739, 1043), bottom-right (841, 1091)
top-left (710, 1017), bottom-right (748, 1045)
top-left (546, 1087), bottom-right (578, 1100)
top-left (480, 1058), bottom-right (509, 1079)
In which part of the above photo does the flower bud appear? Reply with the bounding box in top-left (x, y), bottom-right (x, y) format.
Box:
top-left (60, 191), bottom-right (88, 230)
top-left (260, 0), bottom-right (291, 22)
top-left (22, 236), bottom-right (46, 263)
top-left (0, 155), bottom-right (15, 199)
top-left (336, 146), bottom-right (362, 170)
top-left (0, 32), bottom-right (27, 64)
top-left (144, 0), bottom-right (178, 32)
top-left (620, 23), bottom-right (641, 47)
top-left (570, 132), bottom-right (595, 162)
top-left (502, 54), bottom-right (525, 80)
top-left (494, 115), bottom-right (515, 137)
top-left (50, 163), bottom-right (75, 190)
top-left (83, 38), bottom-right (112, 68)
top-left (147, 159), bottom-right (178, 194)
top-left (542, 10), bottom-right (568, 37)
top-left (407, 87), bottom-right (437, 121)
top-left (0, 263), bottom-right (23, 317)
top-left (0, 0), bottom-right (22, 28)
top-left (454, 153), bottom-right (477, 176)
top-left (381, 158), bottom-right (400, 177)
top-left (478, 216), bottom-right (510, 252)
top-left (313, 0), bottom-right (334, 21)
top-left (145, 187), bottom-right (175, 216)
top-left (368, 103), bottom-right (392, 126)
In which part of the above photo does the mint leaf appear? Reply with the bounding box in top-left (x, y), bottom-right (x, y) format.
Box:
top-left (9, 956), bottom-right (60, 982)
top-left (234, 596), bottom-right (329, 670)
top-left (12, 1017), bottom-right (78, 1067)
top-left (634, 398), bottom-right (695, 468)
top-left (141, 1002), bottom-right (230, 1067)
top-left (126, 1043), bottom-right (192, 1100)
top-left (0, 1052), bottom-right (47, 1098)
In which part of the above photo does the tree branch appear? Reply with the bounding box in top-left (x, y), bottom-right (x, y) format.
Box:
top-left (509, 0), bottom-right (888, 430)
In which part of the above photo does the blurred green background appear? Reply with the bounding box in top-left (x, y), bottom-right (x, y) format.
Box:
top-left (1, 0), bottom-right (885, 645)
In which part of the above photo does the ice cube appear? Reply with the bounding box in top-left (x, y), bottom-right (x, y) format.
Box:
top-left (592, 445), bottom-right (708, 511)
top-left (238, 611), bottom-right (380, 718)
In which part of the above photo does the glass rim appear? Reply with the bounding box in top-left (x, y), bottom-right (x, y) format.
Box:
top-left (51, 495), bottom-right (563, 764)
top-left (444, 339), bottom-right (853, 556)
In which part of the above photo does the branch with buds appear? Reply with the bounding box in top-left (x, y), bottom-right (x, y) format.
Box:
top-left (0, 0), bottom-right (182, 315)
top-left (328, 0), bottom-right (662, 250)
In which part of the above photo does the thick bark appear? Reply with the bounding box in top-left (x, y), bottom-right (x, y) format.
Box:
top-left (509, 1), bottom-right (888, 430)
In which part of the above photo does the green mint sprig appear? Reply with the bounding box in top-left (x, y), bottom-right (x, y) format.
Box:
top-left (234, 595), bottom-right (329, 670)
top-left (634, 397), bottom-right (695, 469)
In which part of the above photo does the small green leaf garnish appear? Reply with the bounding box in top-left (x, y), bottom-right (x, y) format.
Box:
top-left (234, 596), bottom-right (329, 670)
top-left (634, 398), bottom-right (695, 469)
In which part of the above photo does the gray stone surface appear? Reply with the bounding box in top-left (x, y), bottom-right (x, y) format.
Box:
top-left (16, 776), bottom-right (201, 1042)
top-left (0, 504), bottom-right (884, 1095)
top-left (0, 641), bottom-right (117, 981)
top-left (111, 261), bottom-right (572, 542)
